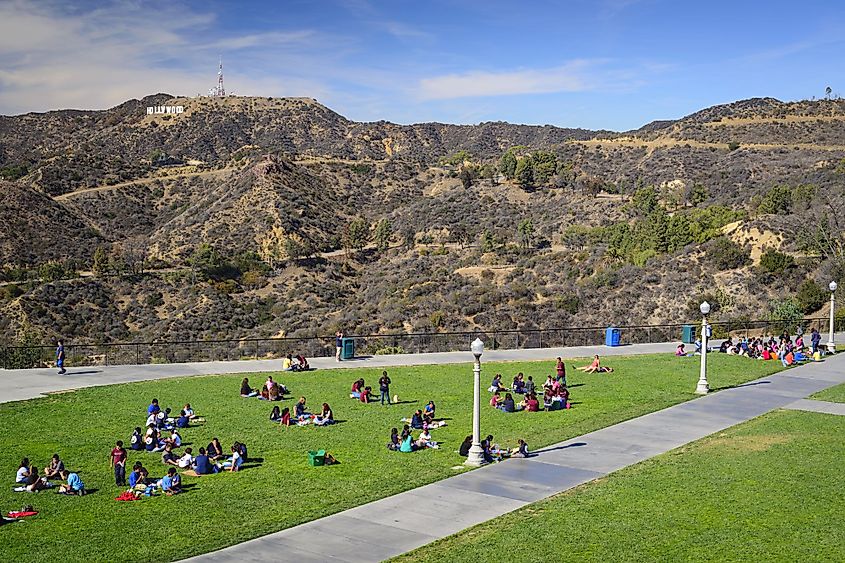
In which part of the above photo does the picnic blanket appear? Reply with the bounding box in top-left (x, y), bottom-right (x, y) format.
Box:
top-left (7, 510), bottom-right (38, 518)
top-left (115, 491), bottom-right (141, 502)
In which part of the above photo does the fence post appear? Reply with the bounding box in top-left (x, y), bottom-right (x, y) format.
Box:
top-left (136, 344), bottom-right (140, 365)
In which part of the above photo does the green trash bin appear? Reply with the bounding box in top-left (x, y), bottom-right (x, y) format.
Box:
top-left (681, 325), bottom-right (697, 344)
top-left (341, 337), bottom-right (355, 360)
top-left (308, 449), bottom-right (326, 467)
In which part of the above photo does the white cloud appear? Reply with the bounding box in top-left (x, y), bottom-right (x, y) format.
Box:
top-left (417, 61), bottom-right (599, 100)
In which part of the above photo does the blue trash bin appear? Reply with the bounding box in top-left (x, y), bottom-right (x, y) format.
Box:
top-left (605, 327), bottom-right (621, 347)
top-left (341, 337), bottom-right (355, 360)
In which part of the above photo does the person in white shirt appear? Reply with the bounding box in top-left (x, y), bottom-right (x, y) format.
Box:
top-left (177, 448), bottom-right (194, 468)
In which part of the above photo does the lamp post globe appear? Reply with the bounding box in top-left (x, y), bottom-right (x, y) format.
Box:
top-left (828, 282), bottom-right (838, 353)
top-left (465, 338), bottom-right (486, 466)
top-left (695, 301), bottom-right (710, 394)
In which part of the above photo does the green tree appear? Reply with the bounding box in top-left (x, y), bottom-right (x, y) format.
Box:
top-left (632, 186), bottom-right (659, 216)
top-left (481, 230), bottom-right (496, 253)
top-left (517, 219), bottom-right (534, 249)
top-left (688, 183), bottom-right (708, 207)
top-left (769, 298), bottom-right (804, 333)
top-left (666, 214), bottom-right (693, 252)
top-left (498, 151), bottom-right (517, 180)
top-left (458, 167), bottom-right (476, 190)
top-left (515, 158), bottom-right (535, 189)
top-left (343, 218), bottom-right (370, 255)
top-left (645, 209), bottom-right (671, 252)
top-left (373, 218), bottom-right (393, 252)
top-left (531, 151), bottom-right (557, 185)
top-left (92, 246), bottom-right (109, 278)
top-left (38, 261), bottom-right (66, 282)
top-left (796, 279), bottom-right (827, 314)
top-left (758, 185), bottom-right (793, 215)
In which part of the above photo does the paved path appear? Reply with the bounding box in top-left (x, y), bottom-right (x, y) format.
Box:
top-left (183, 352), bottom-right (845, 563)
top-left (0, 341), bottom-right (684, 404)
top-left (785, 397), bottom-right (845, 416)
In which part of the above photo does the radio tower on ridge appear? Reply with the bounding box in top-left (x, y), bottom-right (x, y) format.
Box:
top-left (208, 57), bottom-right (226, 97)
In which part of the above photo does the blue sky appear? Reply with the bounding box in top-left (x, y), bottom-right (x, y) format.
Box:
top-left (1, 0), bottom-right (844, 130)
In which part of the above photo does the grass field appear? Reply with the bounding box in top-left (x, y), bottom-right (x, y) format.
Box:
top-left (810, 381), bottom-right (845, 403)
top-left (0, 354), bottom-right (785, 562)
top-left (392, 409), bottom-right (845, 562)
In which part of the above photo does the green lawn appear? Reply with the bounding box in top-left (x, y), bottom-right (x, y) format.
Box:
top-left (0, 355), bottom-right (784, 562)
top-left (810, 381), bottom-right (845, 403)
top-left (393, 409), bottom-right (845, 563)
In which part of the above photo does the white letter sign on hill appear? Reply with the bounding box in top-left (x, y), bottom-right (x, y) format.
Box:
top-left (146, 106), bottom-right (185, 115)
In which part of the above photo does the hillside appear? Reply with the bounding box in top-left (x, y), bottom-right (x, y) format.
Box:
top-left (1, 95), bottom-right (844, 349)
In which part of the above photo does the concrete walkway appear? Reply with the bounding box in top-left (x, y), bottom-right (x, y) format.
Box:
top-left (785, 397), bottom-right (845, 416)
top-left (0, 340), bottom-right (685, 404)
top-left (183, 352), bottom-right (845, 563)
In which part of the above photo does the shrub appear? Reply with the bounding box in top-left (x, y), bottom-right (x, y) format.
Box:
top-left (706, 237), bottom-right (750, 271)
top-left (768, 298), bottom-right (804, 333)
top-left (758, 249), bottom-right (795, 275)
top-left (374, 345), bottom-right (405, 355)
top-left (758, 185), bottom-right (793, 215)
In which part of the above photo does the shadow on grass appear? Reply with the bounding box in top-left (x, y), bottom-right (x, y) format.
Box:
top-left (568, 383), bottom-right (586, 388)
top-left (533, 441), bottom-right (587, 455)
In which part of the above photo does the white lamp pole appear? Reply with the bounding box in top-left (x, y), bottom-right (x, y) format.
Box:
top-left (695, 301), bottom-right (711, 395)
top-left (828, 281), bottom-right (838, 353)
top-left (465, 338), bottom-right (486, 467)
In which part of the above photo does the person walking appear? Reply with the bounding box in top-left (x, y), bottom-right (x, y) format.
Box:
top-left (379, 370), bottom-right (392, 405)
top-left (56, 340), bottom-right (66, 374)
top-left (335, 331), bottom-right (343, 362)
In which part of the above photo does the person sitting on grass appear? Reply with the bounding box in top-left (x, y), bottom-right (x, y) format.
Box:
top-left (459, 435), bottom-right (472, 457)
top-left (166, 428), bottom-right (183, 448)
top-left (543, 388), bottom-right (555, 410)
top-left (270, 405), bottom-right (282, 422)
top-left (575, 355), bottom-right (613, 373)
top-left (424, 400), bottom-right (436, 419)
top-left (240, 378), bottom-right (258, 398)
top-left (43, 453), bottom-right (65, 480)
top-left (177, 447), bottom-right (194, 469)
top-left (222, 444), bottom-right (244, 471)
top-left (314, 403), bottom-right (334, 426)
top-left (128, 462), bottom-right (149, 490)
top-left (282, 353), bottom-right (296, 372)
top-left (676, 343), bottom-right (687, 356)
top-left (147, 398), bottom-right (160, 416)
top-left (350, 378), bottom-right (364, 399)
top-left (415, 426), bottom-right (439, 449)
top-left (267, 379), bottom-right (282, 402)
top-left (161, 445), bottom-right (179, 466)
top-left (399, 431), bottom-right (415, 453)
top-left (207, 438), bottom-right (225, 461)
top-left (57, 470), bottom-right (84, 495)
top-left (524, 393), bottom-right (540, 412)
top-left (488, 373), bottom-right (507, 393)
top-left (176, 410), bottom-right (190, 429)
top-left (294, 397), bottom-right (309, 419)
top-left (481, 435), bottom-right (496, 463)
top-left (145, 425), bottom-right (164, 452)
top-left (159, 467), bottom-right (181, 495)
top-left (359, 386), bottom-right (374, 403)
top-left (543, 375), bottom-right (554, 391)
top-left (558, 386), bottom-right (571, 409)
top-left (130, 427), bottom-right (144, 451)
top-left (499, 393), bottom-right (516, 413)
top-left (193, 448), bottom-right (216, 475)
top-left (14, 465), bottom-right (48, 492)
top-left (410, 409), bottom-right (424, 429)
top-left (15, 458), bottom-right (30, 483)
top-left (512, 373), bottom-right (526, 394)
top-left (279, 407), bottom-right (291, 427)
top-left (183, 403), bottom-right (199, 421)
top-left (510, 439), bottom-right (530, 458)
top-left (489, 391), bottom-right (502, 408)
top-left (387, 428), bottom-right (401, 451)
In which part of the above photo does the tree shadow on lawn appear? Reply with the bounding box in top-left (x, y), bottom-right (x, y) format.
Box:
top-left (532, 442), bottom-right (587, 455)
top-left (711, 380), bottom-right (772, 392)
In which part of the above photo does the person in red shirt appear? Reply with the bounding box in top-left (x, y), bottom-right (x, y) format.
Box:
top-left (525, 393), bottom-right (540, 412)
top-left (110, 440), bottom-right (128, 486)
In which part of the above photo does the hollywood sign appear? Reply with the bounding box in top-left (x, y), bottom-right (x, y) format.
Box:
top-left (146, 105), bottom-right (184, 115)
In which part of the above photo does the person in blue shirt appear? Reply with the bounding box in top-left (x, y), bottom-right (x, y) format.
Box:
top-left (193, 448), bottom-right (217, 475)
top-left (160, 467), bottom-right (181, 495)
top-left (128, 462), bottom-right (147, 489)
top-left (56, 340), bottom-right (66, 374)
top-left (58, 470), bottom-right (84, 495)
top-left (147, 399), bottom-right (160, 416)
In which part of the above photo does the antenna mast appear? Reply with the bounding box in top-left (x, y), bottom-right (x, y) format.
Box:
top-left (208, 57), bottom-right (226, 96)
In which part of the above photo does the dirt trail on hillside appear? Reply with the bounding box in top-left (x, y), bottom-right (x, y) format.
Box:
top-left (53, 169), bottom-right (231, 201)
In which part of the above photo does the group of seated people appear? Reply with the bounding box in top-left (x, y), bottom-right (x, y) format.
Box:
top-left (458, 435), bottom-right (530, 462)
top-left (282, 353), bottom-right (310, 372)
top-left (400, 401), bottom-right (445, 429)
top-left (491, 386), bottom-right (570, 412)
top-left (270, 398), bottom-right (334, 426)
top-left (387, 424), bottom-right (439, 452)
top-left (14, 455), bottom-right (85, 495)
top-left (716, 335), bottom-right (810, 366)
top-left (240, 376), bottom-right (290, 400)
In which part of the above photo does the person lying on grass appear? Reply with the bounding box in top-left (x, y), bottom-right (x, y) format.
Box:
top-left (57, 470), bottom-right (84, 495)
top-left (159, 467), bottom-right (181, 495)
top-left (240, 377), bottom-right (258, 398)
top-left (575, 355), bottom-right (614, 373)
top-left (43, 453), bottom-right (66, 480)
top-left (15, 458), bottom-right (30, 483)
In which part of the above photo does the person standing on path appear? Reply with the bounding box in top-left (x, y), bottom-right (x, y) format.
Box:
top-left (379, 370), bottom-right (392, 405)
top-left (810, 328), bottom-right (821, 354)
top-left (335, 331), bottom-right (343, 362)
top-left (56, 340), bottom-right (66, 374)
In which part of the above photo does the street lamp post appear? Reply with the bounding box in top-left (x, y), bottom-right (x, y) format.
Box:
top-left (828, 281), bottom-right (838, 353)
top-left (695, 301), bottom-right (711, 395)
top-left (465, 338), bottom-right (486, 467)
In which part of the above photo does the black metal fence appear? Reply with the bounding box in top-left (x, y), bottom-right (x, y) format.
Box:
top-left (1, 317), bottom-right (837, 370)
